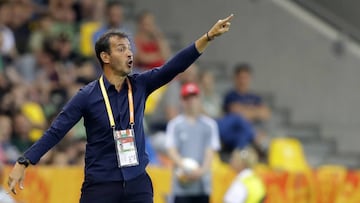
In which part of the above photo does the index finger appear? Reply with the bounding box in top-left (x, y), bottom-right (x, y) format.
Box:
top-left (9, 181), bottom-right (17, 195)
top-left (222, 14), bottom-right (234, 23)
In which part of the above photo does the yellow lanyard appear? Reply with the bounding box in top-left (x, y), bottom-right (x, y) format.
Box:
top-left (99, 75), bottom-right (135, 129)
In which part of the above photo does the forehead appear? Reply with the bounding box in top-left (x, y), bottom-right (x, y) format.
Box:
top-left (109, 36), bottom-right (130, 46)
top-left (236, 71), bottom-right (251, 77)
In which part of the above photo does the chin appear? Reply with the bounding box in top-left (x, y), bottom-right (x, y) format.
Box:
top-left (125, 69), bottom-right (132, 75)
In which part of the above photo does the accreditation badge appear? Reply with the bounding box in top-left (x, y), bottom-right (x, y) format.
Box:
top-left (113, 129), bottom-right (139, 167)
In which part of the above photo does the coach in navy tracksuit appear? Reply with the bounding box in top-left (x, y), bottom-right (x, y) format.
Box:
top-left (8, 14), bottom-right (234, 203)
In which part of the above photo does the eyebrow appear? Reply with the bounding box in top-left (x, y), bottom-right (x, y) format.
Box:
top-left (116, 43), bottom-right (130, 47)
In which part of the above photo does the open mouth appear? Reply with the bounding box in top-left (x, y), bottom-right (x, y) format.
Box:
top-left (127, 59), bottom-right (133, 68)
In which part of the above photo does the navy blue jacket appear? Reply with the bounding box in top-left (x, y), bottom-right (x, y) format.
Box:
top-left (24, 43), bottom-right (201, 182)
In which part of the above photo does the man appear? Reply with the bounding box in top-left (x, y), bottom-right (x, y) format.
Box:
top-left (224, 147), bottom-right (266, 203)
top-left (8, 14), bottom-right (233, 203)
top-left (223, 63), bottom-right (270, 124)
top-left (221, 63), bottom-right (270, 161)
top-left (165, 83), bottom-right (220, 203)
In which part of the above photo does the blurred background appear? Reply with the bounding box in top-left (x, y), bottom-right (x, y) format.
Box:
top-left (1, 0), bottom-right (360, 202)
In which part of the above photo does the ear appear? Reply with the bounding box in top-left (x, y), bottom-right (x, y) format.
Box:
top-left (100, 52), bottom-right (110, 64)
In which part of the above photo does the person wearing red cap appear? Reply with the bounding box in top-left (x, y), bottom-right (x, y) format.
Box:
top-left (165, 82), bottom-right (220, 203)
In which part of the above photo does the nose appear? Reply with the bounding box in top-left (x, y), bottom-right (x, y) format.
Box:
top-left (127, 49), bottom-right (133, 58)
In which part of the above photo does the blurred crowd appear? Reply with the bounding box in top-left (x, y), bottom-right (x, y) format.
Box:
top-left (0, 0), bottom-right (271, 168)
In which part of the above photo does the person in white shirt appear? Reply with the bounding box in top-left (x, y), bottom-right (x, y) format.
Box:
top-left (166, 82), bottom-right (221, 203)
top-left (224, 147), bottom-right (266, 203)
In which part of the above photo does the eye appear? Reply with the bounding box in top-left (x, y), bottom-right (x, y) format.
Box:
top-left (118, 47), bottom-right (125, 52)
top-left (116, 44), bottom-right (131, 53)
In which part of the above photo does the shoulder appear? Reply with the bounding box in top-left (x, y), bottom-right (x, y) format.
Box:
top-left (168, 115), bottom-right (186, 126)
top-left (224, 90), bottom-right (239, 103)
top-left (238, 169), bottom-right (254, 180)
top-left (224, 176), bottom-right (248, 203)
top-left (128, 73), bottom-right (140, 81)
top-left (79, 80), bottom-right (98, 96)
top-left (132, 67), bottom-right (161, 81)
top-left (166, 115), bottom-right (185, 133)
top-left (231, 113), bottom-right (252, 124)
top-left (127, 73), bottom-right (146, 91)
top-left (246, 92), bottom-right (262, 99)
top-left (129, 72), bottom-right (148, 83)
top-left (167, 115), bottom-right (187, 130)
top-left (224, 89), bottom-right (237, 97)
top-left (199, 116), bottom-right (218, 128)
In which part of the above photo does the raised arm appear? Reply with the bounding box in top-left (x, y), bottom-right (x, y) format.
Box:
top-left (195, 14), bottom-right (233, 53)
top-left (140, 14), bottom-right (234, 95)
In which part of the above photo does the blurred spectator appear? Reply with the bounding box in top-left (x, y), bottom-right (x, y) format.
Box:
top-left (0, 74), bottom-right (47, 142)
top-left (0, 1), bottom-right (17, 61)
top-left (21, 100), bottom-right (47, 142)
top-left (11, 113), bottom-right (33, 152)
top-left (53, 33), bottom-right (79, 64)
top-left (73, 58), bottom-right (97, 84)
top-left (148, 131), bottom-right (173, 167)
top-left (38, 148), bottom-right (56, 165)
top-left (0, 74), bottom-right (7, 98)
top-left (0, 163), bottom-right (16, 203)
top-left (166, 83), bottom-right (220, 203)
top-left (134, 10), bottom-right (171, 70)
top-left (33, 40), bottom-right (63, 104)
top-left (223, 63), bottom-right (270, 124)
top-left (221, 63), bottom-right (270, 161)
top-left (38, 136), bottom-right (86, 166)
top-left (1, 80), bottom-right (47, 142)
top-left (217, 113), bottom-right (255, 160)
top-left (29, 13), bottom-right (54, 53)
top-left (9, 0), bottom-right (34, 55)
top-left (198, 70), bottom-right (221, 118)
top-left (146, 64), bottom-right (199, 132)
top-left (51, 137), bottom-right (73, 166)
top-left (0, 115), bottom-right (20, 164)
top-left (145, 135), bottom-right (161, 166)
top-left (73, 0), bottom-right (104, 23)
top-left (63, 133), bottom-right (86, 165)
top-left (52, 150), bottom-right (69, 166)
top-left (37, 136), bottom-right (85, 166)
top-left (92, 1), bottom-right (132, 45)
top-left (48, 0), bottom-right (77, 49)
top-left (224, 147), bottom-right (266, 203)
top-left (0, 69), bottom-right (12, 114)
top-left (0, 84), bottom-right (27, 116)
top-left (78, 1), bottom-right (105, 57)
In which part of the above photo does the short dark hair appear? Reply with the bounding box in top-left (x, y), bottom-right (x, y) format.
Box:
top-left (136, 10), bottom-right (152, 23)
top-left (234, 63), bottom-right (253, 75)
top-left (106, 1), bottom-right (123, 11)
top-left (0, 0), bottom-right (10, 8)
top-left (94, 30), bottom-right (129, 67)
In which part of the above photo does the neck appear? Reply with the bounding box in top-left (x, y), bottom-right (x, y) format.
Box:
top-left (104, 68), bottom-right (127, 92)
top-left (235, 166), bottom-right (247, 174)
top-left (236, 87), bottom-right (248, 94)
top-left (202, 87), bottom-right (212, 96)
top-left (184, 111), bottom-right (199, 119)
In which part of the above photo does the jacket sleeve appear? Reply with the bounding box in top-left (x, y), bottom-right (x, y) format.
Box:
top-left (137, 43), bottom-right (201, 97)
top-left (24, 88), bottom-right (88, 164)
